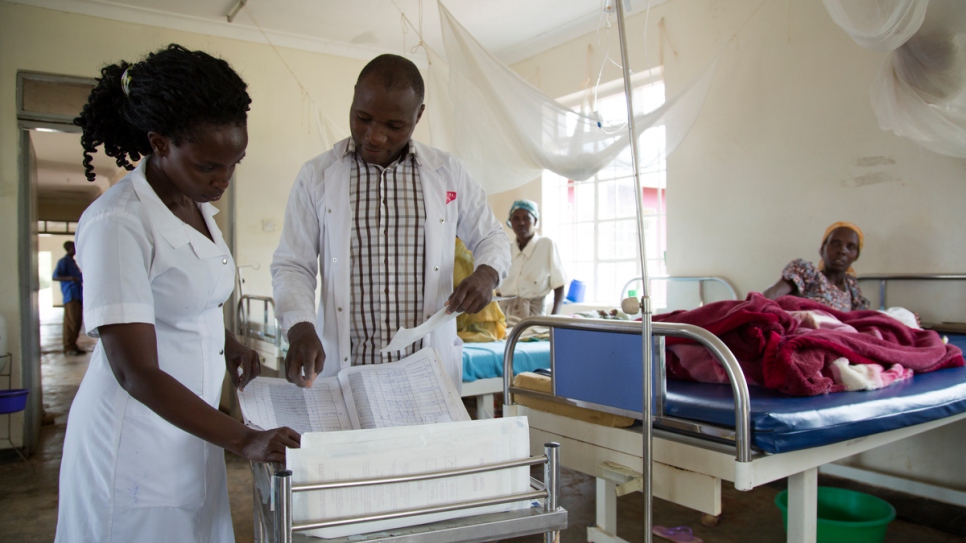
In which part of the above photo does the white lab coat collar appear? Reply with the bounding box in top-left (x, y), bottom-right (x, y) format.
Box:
top-left (130, 158), bottom-right (228, 261)
top-left (342, 138), bottom-right (421, 168)
top-left (332, 138), bottom-right (444, 174)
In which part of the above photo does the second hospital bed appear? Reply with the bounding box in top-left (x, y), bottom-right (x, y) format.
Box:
top-left (502, 283), bottom-right (966, 543)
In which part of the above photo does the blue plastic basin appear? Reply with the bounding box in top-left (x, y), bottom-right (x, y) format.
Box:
top-left (0, 389), bottom-right (28, 414)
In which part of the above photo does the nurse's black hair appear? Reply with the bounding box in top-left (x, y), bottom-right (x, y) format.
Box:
top-left (74, 44), bottom-right (251, 182)
top-left (357, 54), bottom-right (425, 104)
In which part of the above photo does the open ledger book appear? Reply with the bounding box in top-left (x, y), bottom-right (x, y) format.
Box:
top-left (237, 347), bottom-right (471, 432)
top-left (238, 348), bottom-right (531, 539)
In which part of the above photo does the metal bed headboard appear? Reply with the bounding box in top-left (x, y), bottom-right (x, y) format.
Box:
top-left (858, 274), bottom-right (966, 310)
top-left (620, 276), bottom-right (740, 306)
top-left (502, 316), bottom-right (752, 465)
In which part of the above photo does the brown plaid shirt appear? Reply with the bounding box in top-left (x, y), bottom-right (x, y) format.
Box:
top-left (346, 140), bottom-right (426, 365)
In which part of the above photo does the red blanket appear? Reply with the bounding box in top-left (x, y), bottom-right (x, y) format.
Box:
top-left (654, 293), bottom-right (964, 396)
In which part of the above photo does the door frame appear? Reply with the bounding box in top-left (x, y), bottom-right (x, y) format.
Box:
top-left (16, 71), bottom-right (95, 452)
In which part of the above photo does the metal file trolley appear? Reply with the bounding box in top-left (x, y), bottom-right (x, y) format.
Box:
top-left (251, 443), bottom-right (567, 543)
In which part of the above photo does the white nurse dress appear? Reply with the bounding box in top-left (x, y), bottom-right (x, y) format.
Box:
top-left (56, 159), bottom-right (236, 542)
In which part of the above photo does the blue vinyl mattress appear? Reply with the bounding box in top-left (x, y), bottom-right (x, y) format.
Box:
top-left (462, 340), bottom-right (551, 382)
top-left (553, 329), bottom-right (966, 454)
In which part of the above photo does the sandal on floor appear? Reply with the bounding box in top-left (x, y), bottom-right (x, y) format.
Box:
top-left (652, 525), bottom-right (703, 543)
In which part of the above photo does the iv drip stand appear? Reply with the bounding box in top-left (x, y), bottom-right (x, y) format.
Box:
top-left (614, 1), bottom-right (654, 542)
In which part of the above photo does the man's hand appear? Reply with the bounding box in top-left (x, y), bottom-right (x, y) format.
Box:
top-left (446, 264), bottom-right (499, 315)
top-left (225, 331), bottom-right (261, 390)
top-left (285, 322), bottom-right (326, 388)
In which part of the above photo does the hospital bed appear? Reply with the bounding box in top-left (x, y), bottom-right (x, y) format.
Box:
top-left (464, 276), bottom-right (740, 420)
top-left (502, 305), bottom-right (966, 543)
top-left (249, 443), bottom-right (567, 542)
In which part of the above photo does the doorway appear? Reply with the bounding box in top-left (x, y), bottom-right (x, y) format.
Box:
top-left (15, 72), bottom-right (99, 453)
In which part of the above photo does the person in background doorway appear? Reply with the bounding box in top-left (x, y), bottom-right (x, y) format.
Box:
top-left (52, 240), bottom-right (84, 355)
top-left (57, 44), bottom-right (299, 543)
top-left (762, 221), bottom-right (871, 312)
top-left (496, 199), bottom-right (567, 325)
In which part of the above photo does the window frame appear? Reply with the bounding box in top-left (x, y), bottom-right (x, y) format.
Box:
top-left (541, 68), bottom-right (668, 306)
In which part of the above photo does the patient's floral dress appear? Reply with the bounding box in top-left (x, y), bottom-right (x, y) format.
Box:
top-left (781, 258), bottom-right (870, 312)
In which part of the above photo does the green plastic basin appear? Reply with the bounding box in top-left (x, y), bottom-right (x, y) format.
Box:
top-left (775, 486), bottom-right (896, 543)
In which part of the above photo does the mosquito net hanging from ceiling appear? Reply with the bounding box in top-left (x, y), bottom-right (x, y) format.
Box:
top-left (823, 0), bottom-right (966, 158)
top-left (425, 1), bottom-right (718, 195)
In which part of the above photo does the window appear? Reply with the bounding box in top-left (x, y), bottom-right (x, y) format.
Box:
top-left (542, 71), bottom-right (667, 306)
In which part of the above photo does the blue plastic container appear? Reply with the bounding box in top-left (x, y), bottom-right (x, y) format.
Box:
top-left (566, 280), bottom-right (586, 303)
top-left (0, 389), bottom-right (28, 415)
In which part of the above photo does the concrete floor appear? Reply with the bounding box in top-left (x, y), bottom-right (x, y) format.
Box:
top-left (1, 309), bottom-right (963, 542)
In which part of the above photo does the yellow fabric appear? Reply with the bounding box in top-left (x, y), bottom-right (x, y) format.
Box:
top-left (818, 221), bottom-right (864, 276)
top-left (512, 372), bottom-right (636, 428)
top-left (454, 238), bottom-right (507, 342)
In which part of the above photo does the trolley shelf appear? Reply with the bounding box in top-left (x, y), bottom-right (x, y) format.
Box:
top-left (251, 443), bottom-right (567, 543)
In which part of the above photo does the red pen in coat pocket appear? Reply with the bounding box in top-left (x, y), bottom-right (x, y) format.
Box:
top-left (446, 191), bottom-right (457, 204)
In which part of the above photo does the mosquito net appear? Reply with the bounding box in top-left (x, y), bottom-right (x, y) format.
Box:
top-left (824, 0), bottom-right (966, 157)
top-left (424, 1), bottom-right (717, 195)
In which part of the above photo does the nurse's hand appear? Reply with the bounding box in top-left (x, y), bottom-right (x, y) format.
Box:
top-left (241, 426), bottom-right (301, 463)
top-left (225, 331), bottom-right (261, 390)
top-left (285, 322), bottom-right (326, 388)
top-left (446, 265), bottom-right (499, 315)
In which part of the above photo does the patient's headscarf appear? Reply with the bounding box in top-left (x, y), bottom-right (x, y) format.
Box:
top-left (818, 221), bottom-right (864, 275)
top-left (507, 199), bottom-right (539, 227)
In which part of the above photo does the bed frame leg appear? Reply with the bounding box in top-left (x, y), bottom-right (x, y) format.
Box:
top-left (587, 474), bottom-right (632, 543)
top-left (598, 477), bottom-right (618, 535)
top-left (787, 467), bottom-right (818, 543)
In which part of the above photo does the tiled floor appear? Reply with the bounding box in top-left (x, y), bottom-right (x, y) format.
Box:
top-left (1, 310), bottom-right (963, 542)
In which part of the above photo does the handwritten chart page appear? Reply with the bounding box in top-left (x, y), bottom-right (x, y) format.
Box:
top-left (288, 417), bottom-right (531, 539)
top-left (237, 376), bottom-right (352, 434)
top-left (339, 347), bottom-right (470, 429)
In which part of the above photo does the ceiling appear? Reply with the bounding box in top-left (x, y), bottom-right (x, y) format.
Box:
top-left (19, 0), bottom-right (664, 220)
top-left (11, 0), bottom-right (662, 65)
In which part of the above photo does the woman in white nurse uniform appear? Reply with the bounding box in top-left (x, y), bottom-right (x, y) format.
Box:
top-left (56, 45), bottom-right (300, 543)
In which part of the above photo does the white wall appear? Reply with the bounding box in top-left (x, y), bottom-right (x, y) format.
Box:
top-left (509, 0), bottom-right (966, 494)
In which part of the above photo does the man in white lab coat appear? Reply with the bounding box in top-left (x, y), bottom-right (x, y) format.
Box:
top-left (271, 54), bottom-right (510, 390)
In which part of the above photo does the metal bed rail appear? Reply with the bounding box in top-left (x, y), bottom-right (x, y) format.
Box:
top-left (858, 273), bottom-right (966, 310)
top-left (237, 295), bottom-right (281, 347)
top-left (620, 275), bottom-right (740, 307)
top-left (237, 295), bottom-right (283, 373)
top-left (502, 315), bottom-right (752, 464)
top-left (253, 443), bottom-right (565, 543)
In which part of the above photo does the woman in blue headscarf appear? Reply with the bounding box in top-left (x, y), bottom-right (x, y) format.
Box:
top-left (496, 200), bottom-right (567, 324)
